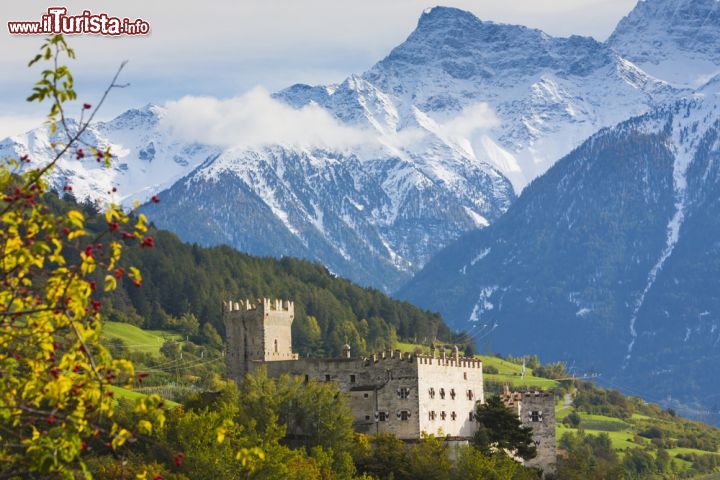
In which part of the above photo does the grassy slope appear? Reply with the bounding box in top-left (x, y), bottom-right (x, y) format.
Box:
top-left (102, 323), bottom-right (184, 406)
top-left (102, 321), bottom-right (182, 356)
top-left (556, 410), bottom-right (720, 474)
top-left (110, 386), bottom-right (180, 408)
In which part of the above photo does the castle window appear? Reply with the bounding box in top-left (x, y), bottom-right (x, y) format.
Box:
top-left (325, 374), bottom-right (331, 382)
top-left (399, 410), bottom-right (410, 421)
top-left (274, 339), bottom-right (278, 353)
top-left (450, 389), bottom-right (456, 400)
top-left (350, 374), bottom-right (356, 383)
top-left (365, 415), bottom-right (371, 420)
top-left (440, 388), bottom-right (445, 399)
top-left (440, 411), bottom-right (446, 420)
top-left (429, 388), bottom-right (435, 399)
top-left (364, 393), bottom-right (369, 398)
top-left (397, 387), bottom-right (410, 399)
top-left (530, 411), bottom-right (542, 422)
top-left (429, 411), bottom-right (436, 421)
top-left (451, 411), bottom-right (457, 421)
top-left (467, 390), bottom-right (474, 400)
top-left (463, 372), bottom-right (467, 380)
top-left (377, 411), bottom-right (388, 422)
top-left (469, 411), bottom-right (474, 421)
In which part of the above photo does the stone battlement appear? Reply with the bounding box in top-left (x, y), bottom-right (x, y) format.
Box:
top-left (223, 298), bottom-right (294, 313)
top-left (500, 385), bottom-right (553, 405)
top-left (357, 349), bottom-right (482, 368)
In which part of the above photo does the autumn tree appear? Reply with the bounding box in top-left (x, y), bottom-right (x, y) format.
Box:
top-left (0, 35), bottom-right (165, 478)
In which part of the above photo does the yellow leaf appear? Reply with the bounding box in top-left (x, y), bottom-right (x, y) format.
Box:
top-left (67, 210), bottom-right (84, 228)
top-left (68, 229), bottom-right (87, 240)
top-left (217, 426), bottom-right (226, 444)
top-left (104, 275), bottom-right (117, 292)
top-left (138, 419), bottom-right (152, 435)
top-left (111, 428), bottom-right (131, 450)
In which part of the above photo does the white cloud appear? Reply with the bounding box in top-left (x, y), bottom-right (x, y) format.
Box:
top-left (440, 103), bottom-right (501, 139)
top-left (162, 87), bottom-right (372, 149)
top-left (0, 115), bottom-right (45, 140)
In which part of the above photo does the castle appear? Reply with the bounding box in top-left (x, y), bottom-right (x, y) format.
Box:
top-left (224, 299), bottom-right (555, 472)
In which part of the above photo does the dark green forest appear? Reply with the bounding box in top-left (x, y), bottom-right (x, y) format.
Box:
top-left (54, 194), bottom-right (454, 357)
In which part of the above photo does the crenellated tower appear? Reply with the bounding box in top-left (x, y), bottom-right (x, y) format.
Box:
top-left (223, 298), bottom-right (298, 381)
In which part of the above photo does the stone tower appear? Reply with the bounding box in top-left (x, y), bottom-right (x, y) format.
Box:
top-left (223, 298), bottom-right (297, 380)
top-left (500, 385), bottom-right (557, 475)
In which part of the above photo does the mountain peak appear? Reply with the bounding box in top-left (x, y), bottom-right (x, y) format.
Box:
top-left (608, 0), bottom-right (720, 87)
top-left (370, 6), bottom-right (613, 84)
top-left (416, 6), bottom-right (482, 28)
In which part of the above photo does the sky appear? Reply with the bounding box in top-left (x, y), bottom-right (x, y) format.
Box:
top-left (0, 0), bottom-right (637, 138)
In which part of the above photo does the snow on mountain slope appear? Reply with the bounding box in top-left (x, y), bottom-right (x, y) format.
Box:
top-left (608, 0), bottom-right (720, 88)
top-left (400, 88), bottom-right (720, 416)
top-left (0, 105), bottom-right (220, 207)
top-left (278, 7), bottom-right (678, 191)
top-left (0, 6), bottom-right (686, 290)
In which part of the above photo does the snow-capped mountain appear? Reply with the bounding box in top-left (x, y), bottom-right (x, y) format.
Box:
top-left (608, 0), bottom-right (720, 88)
top-left (0, 105), bottom-right (220, 206)
top-left (0, 5), bottom-right (684, 290)
top-left (280, 7), bottom-right (677, 191)
top-left (400, 83), bottom-right (720, 416)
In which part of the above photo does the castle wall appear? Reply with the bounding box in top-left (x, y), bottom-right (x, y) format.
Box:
top-left (416, 356), bottom-right (484, 439)
top-left (259, 353), bottom-right (422, 439)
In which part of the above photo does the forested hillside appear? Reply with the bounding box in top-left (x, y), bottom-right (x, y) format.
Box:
top-left (51, 194), bottom-right (454, 358)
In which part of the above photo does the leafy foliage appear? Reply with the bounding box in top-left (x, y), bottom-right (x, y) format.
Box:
top-left (0, 35), bottom-right (170, 479)
top-left (473, 396), bottom-right (537, 461)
